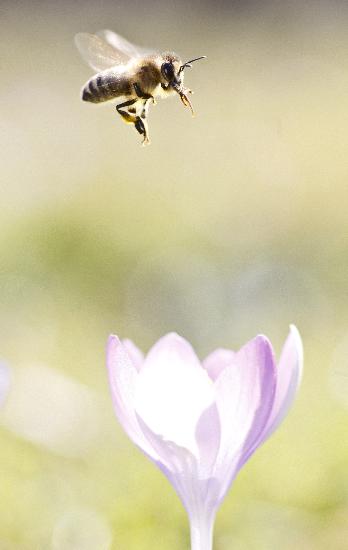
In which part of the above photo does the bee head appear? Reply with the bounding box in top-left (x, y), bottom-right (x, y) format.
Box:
top-left (161, 55), bottom-right (182, 88)
top-left (161, 61), bottom-right (176, 81)
top-left (160, 54), bottom-right (206, 94)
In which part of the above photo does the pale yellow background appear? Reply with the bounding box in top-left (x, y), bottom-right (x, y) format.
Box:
top-left (0, 1), bottom-right (348, 548)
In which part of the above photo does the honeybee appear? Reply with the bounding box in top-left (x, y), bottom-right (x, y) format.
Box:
top-left (75, 29), bottom-right (206, 145)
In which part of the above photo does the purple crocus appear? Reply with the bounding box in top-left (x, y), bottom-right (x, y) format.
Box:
top-left (107, 326), bottom-right (303, 550)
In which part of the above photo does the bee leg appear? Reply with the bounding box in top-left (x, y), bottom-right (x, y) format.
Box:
top-left (116, 98), bottom-right (138, 124)
top-left (138, 99), bottom-right (151, 145)
top-left (133, 83), bottom-right (156, 105)
top-left (132, 110), bottom-right (149, 146)
top-left (134, 116), bottom-right (147, 143)
top-left (116, 97), bottom-right (150, 145)
top-left (134, 116), bottom-right (149, 146)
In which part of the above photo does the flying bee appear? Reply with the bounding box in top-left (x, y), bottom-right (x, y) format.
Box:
top-left (75, 29), bottom-right (206, 145)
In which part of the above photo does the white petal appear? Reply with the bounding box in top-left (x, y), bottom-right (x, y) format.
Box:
top-left (195, 404), bottom-right (221, 477)
top-left (107, 335), bottom-right (158, 460)
top-left (135, 333), bottom-right (214, 456)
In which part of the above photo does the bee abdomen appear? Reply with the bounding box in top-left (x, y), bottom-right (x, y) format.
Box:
top-left (81, 72), bottom-right (131, 103)
top-left (81, 74), bottom-right (108, 103)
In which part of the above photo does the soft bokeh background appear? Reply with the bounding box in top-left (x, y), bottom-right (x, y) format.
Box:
top-left (1, 0), bottom-right (348, 548)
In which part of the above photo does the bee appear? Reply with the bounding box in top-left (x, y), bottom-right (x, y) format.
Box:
top-left (75, 29), bottom-right (206, 145)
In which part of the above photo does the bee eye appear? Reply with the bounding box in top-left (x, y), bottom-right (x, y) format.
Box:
top-left (161, 62), bottom-right (174, 80)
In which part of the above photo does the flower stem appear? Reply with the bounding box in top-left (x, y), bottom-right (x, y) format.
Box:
top-left (190, 514), bottom-right (215, 550)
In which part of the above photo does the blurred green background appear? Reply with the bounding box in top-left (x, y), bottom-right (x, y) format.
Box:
top-left (1, 0), bottom-right (348, 548)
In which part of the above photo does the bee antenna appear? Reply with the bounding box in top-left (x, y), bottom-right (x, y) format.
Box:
top-left (178, 56), bottom-right (206, 74)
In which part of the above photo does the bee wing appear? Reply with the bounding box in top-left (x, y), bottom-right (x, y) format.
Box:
top-left (75, 32), bottom-right (127, 72)
top-left (97, 29), bottom-right (157, 59)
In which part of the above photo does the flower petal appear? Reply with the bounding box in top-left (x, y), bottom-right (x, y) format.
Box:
top-left (195, 403), bottom-right (221, 477)
top-left (106, 335), bottom-right (158, 459)
top-left (144, 332), bottom-right (202, 371)
top-left (136, 413), bottom-right (197, 506)
top-left (135, 333), bottom-right (214, 456)
top-left (122, 339), bottom-right (144, 371)
top-left (214, 335), bottom-right (276, 499)
top-left (203, 349), bottom-right (236, 381)
top-left (137, 414), bottom-right (220, 524)
top-left (260, 325), bottom-right (303, 442)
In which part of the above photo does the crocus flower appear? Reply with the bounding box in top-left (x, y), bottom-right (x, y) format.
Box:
top-left (107, 326), bottom-right (303, 550)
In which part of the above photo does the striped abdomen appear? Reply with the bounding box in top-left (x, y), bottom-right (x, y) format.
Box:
top-left (82, 70), bottom-right (132, 103)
